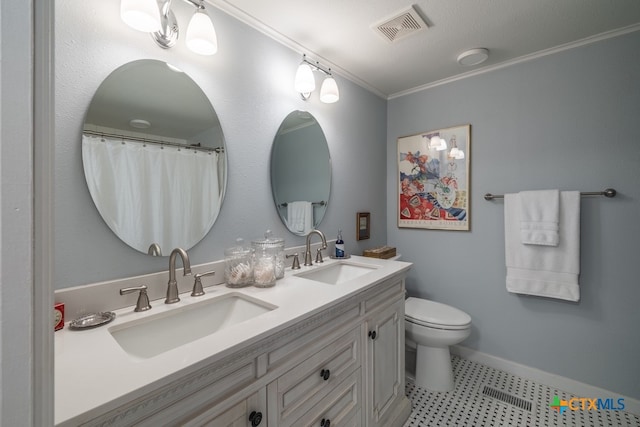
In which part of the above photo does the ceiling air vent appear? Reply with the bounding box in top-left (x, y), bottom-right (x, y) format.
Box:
top-left (373, 5), bottom-right (428, 43)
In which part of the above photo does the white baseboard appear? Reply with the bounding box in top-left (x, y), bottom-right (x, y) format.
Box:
top-left (451, 345), bottom-right (640, 416)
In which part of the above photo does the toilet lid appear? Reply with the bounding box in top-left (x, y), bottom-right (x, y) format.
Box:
top-left (405, 297), bottom-right (471, 329)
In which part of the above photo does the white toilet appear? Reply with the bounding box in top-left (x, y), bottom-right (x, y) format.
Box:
top-left (405, 297), bottom-right (472, 392)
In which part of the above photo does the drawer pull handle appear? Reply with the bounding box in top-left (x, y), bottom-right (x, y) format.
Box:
top-left (321, 418), bottom-right (331, 427)
top-left (249, 411), bottom-right (262, 427)
top-left (320, 369), bottom-right (331, 380)
top-left (368, 330), bottom-right (377, 340)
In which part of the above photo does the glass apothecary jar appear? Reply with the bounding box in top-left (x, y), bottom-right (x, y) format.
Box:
top-left (224, 238), bottom-right (254, 288)
top-left (251, 230), bottom-right (285, 280)
top-left (253, 247), bottom-right (276, 288)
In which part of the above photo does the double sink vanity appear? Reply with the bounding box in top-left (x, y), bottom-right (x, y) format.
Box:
top-left (59, 56), bottom-right (408, 426)
top-left (55, 252), bottom-right (412, 426)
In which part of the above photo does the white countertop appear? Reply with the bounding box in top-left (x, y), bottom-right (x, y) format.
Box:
top-left (55, 255), bottom-right (411, 426)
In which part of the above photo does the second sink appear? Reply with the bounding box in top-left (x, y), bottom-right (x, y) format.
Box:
top-left (109, 293), bottom-right (276, 359)
top-left (295, 260), bottom-right (379, 285)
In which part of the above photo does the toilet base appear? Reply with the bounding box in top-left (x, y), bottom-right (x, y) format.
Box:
top-left (415, 344), bottom-right (455, 392)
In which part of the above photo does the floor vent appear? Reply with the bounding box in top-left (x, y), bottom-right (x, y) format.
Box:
top-left (372, 5), bottom-right (428, 43)
top-left (481, 385), bottom-right (535, 412)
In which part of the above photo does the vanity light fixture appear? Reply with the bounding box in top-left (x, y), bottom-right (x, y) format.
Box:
top-left (294, 54), bottom-right (340, 103)
top-left (121, 0), bottom-right (218, 56)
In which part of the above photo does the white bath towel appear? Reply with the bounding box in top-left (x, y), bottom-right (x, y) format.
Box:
top-left (287, 201), bottom-right (313, 234)
top-left (505, 191), bottom-right (581, 301)
top-left (519, 189), bottom-right (560, 246)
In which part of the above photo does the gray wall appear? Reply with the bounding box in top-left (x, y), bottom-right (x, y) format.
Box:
top-left (55, 0), bottom-right (387, 289)
top-left (387, 31), bottom-right (640, 399)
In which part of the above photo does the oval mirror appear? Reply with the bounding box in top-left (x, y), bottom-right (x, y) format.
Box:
top-left (82, 59), bottom-right (227, 256)
top-left (270, 110), bottom-right (331, 235)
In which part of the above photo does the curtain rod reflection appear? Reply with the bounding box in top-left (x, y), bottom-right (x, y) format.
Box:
top-left (279, 201), bottom-right (326, 207)
top-left (83, 130), bottom-right (224, 153)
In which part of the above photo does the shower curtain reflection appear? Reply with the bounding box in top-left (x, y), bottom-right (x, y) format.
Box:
top-left (82, 134), bottom-right (220, 254)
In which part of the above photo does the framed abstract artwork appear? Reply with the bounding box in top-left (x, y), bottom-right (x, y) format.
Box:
top-left (397, 124), bottom-right (470, 231)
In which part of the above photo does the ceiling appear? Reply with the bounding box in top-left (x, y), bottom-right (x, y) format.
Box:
top-left (212, 0), bottom-right (640, 98)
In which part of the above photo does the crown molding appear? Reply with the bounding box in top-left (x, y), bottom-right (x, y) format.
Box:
top-left (389, 23), bottom-right (640, 100)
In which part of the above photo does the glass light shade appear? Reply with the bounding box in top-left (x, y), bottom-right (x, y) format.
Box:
top-left (186, 10), bottom-right (218, 55)
top-left (121, 0), bottom-right (161, 32)
top-left (294, 63), bottom-right (316, 94)
top-left (454, 150), bottom-right (465, 160)
top-left (449, 147), bottom-right (460, 158)
top-left (320, 76), bottom-right (339, 103)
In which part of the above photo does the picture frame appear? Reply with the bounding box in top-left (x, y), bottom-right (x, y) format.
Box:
top-left (356, 212), bottom-right (370, 240)
top-left (397, 124), bottom-right (470, 231)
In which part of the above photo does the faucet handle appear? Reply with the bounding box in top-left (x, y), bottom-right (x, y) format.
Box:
top-left (315, 247), bottom-right (325, 264)
top-left (286, 253), bottom-right (301, 270)
top-left (120, 285), bottom-right (152, 312)
top-left (192, 270), bottom-right (216, 297)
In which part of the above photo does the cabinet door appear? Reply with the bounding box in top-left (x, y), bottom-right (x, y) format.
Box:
top-left (365, 300), bottom-right (404, 427)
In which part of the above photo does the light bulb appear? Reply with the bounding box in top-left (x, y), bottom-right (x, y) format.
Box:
top-left (320, 75), bottom-right (339, 103)
top-left (121, 0), bottom-right (161, 32)
top-left (294, 62), bottom-right (315, 95)
top-left (186, 9), bottom-right (218, 55)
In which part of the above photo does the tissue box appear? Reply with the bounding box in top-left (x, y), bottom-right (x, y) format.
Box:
top-left (54, 302), bottom-right (64, 331)
top-left (362, 246), bottom-right (396, 259)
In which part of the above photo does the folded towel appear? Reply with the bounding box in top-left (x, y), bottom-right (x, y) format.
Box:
top-left (287, 201), bottom-right (313, 234)
top-left (505, 191), bottom-right (581, 301)
top-left (519, 189), bottom-right (560, 246)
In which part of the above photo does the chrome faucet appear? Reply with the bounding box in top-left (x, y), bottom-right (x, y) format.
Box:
top-left (304, 229), bottom-right (327, 266)
top-left (165, 247), bottom-right (191, 304)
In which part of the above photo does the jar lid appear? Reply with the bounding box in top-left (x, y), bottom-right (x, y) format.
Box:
top-left (251, 230), bottom-right (284, 249)
top-left (225, 238), bottom-right (254, 256)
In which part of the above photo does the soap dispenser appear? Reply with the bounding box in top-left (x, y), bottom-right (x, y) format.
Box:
top-left (335, 229), bottom-right (345, 258)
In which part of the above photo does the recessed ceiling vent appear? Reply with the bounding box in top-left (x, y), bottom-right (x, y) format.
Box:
top-left (373, 5), bottom-right (428, 43)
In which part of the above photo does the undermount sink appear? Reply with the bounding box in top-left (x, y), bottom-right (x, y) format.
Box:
top-left (295, 260), bottom-right (379, 285)
top-left (109, 293), bottom-right (276, 359)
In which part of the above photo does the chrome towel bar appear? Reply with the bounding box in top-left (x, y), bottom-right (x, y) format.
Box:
top-left (484, 188), bottom-right (617, 201)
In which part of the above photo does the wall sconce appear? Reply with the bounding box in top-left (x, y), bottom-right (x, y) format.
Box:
top-left (121, 0), bottom-right (218, 56)
top-left (294, 54), bottom-right (340, 103)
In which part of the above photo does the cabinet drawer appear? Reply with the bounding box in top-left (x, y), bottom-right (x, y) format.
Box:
top-left (270, 327), bottom-right (360, 427)
top-left (267, 303), bottom-right (360, 372)
top-left (139, 357), bottom-right (258, 426)
top-left (302, 369), bottom-right (362, 427)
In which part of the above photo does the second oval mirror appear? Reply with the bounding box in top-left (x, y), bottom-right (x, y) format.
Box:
top-left (82, 59), bottom-right (227, 256)
top-left (270, 111), bottom-right (331, 236)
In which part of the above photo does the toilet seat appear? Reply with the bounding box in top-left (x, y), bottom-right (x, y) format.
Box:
top-left (405, 297), bottom-right (471, 330)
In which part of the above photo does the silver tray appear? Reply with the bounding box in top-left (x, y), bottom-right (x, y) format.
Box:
top-left (69, 312), bottom-right (116, 330)
top-left (329, 254), bottom-right (351, 260)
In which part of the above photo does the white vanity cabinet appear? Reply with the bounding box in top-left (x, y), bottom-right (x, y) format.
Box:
top-left (61, 267), bottom-right (410, 427)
